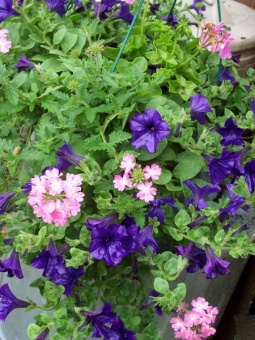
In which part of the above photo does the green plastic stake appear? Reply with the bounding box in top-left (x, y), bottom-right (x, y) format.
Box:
top-left (216, 0), bottom-right (223, 85)
top-left (110, 0), bottom-right (145, 73)
top-left (166, 0), bottom-right (178, 23)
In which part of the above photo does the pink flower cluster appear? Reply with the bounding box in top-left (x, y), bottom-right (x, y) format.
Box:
top-left (28, 168), bottom-right (84, 227)
top-left (170, 297), bottom-right (218, 339)
top-left (0, 29), bottom-right (12, 53)
top-left (199, 20), bottom-right (234, 59)
top-left (113, 154), bottom-right (161, 202)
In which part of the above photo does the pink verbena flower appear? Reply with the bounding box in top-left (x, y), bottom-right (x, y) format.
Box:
top-left (169, 317), bottom-right (186, 332)
top-left (191, 297), bottom-right (209, 314)
top-left (113, 173), bottom-right (133, 191)
top-left (120, 154), bottom-right (136, 173)
top-left (0, 29), bottom-right (12, 53)
top-left (121, 0), bottom-right (135, 3)
top-left (136, 182), bottom-right (157, 202)
top-left (184, 310), bottom-right (201, 327)
top-left (28, 169), bottom-right (84, 227)
top-left (143, 164), bottom-right (162, 180)
top-left (199, 20), bottom-right (234, 59)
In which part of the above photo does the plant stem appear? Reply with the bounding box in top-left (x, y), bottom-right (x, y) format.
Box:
top-left (176, 49), bottom-right (200, 70)
top-left (141, 0), bottom-right (150, 35)
top-left (110, 0), bottom-right (145, 73)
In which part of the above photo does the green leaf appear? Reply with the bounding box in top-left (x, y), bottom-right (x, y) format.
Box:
top-left (61, 32), bottom-right (78, 53)
top-left (153, 169), bottom-right (172, 185)
top-left (154, 277), bottom-right (169, 294)
top-left (137, 139), bottom-right (168, 161)
top-left (27, 324), bottom-right (41, 339)
top-left (174, 210), bottom-right (191, 227)
top-left (173, 152), bottom-right (205, 180)
top-left (168, 227), bottom-right (184, 241)
top-left (164, 257), bottom-right (178, 276)
top-left (132, 57), bottom-right (148, 72)
top-left (43, 281), bottom-right (65, 301)
top-left (53, 28), bottom-right (67, 45)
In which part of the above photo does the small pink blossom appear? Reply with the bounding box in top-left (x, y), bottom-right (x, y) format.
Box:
top-left (136, 182), bottom-right (157, 202)
top-left (113, 173), bottom-right (133, 191)
top-left (120, 154), bottom-right (136, 173)
top-left (143, 164), bottom-right (162, 180)
top-left (184, 310), bottom-right (201, 327)
top-left (0, 29), bottom-right (12, 53)
top-left (121, 0), bottom-right (135, 3)
top-left (169, 317), bottom-right (186, 332)
top-left (191, 297), bottom-right (209, 314)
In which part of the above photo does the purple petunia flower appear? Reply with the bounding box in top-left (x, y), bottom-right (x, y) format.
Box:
top-left (203, 245), bottom-right (230, 279)
top-left (130, 109), bottom-right (170, 153)
top-left (216, 117), bottom-right (244, 146)
top-left (250, 97), bottom-right (255, 114)
top-left (81, 302), bottom-right (135, 339)
top-left (0, 283), bottom-right (30, 321)
top-left (231, 54), bottom-right (241, 63)
top-left (15, 55), bottom-right (34, 72)
top-left (110, 318), bottom-right (136, 339)
top-left (176, 242), bottom-right (206, 274)
top-left (92, 0), bottom-right (118, 20)
top-left (219, 67), bottom-right (236, 85)
top-left (34, 328), bottom-right (50, 340)
top-left (204, 148), bottom-right (248, 184)
top-left (187, 215), bottom-right (207, 229)
top-left (44, 0), bottom-right (66, 16)
top-left (0, 250), bottom-right (23, 279)
top-left (0, 0), bottom-right (19, 22)
top-left (184, 180), bottom-right (221, 210)
top-left (189, 0), bottom-right (206, 16)
top-left (81, 302), bottom-right (117, 338)
top-left (86, 213), bottom-right (119, 231)
top-left (136, 225), bottom-right (159, 254)
top-left (189, 94), bottom-right (212, 125)
top-left (56, 143), bottom-right (86, 172)
top-left (147, 197), bottom-right (176, 224)
top-left (0, 191), bottom-right (14, 215)
top-left (243, 160), bottom-right (255, 193)
top-left (87, 223), bottom-right (134, 266)
top-left (31, 240), bottom-right (85, 295)
top-left (141, 290), bottom-right (163, 316)
top-left (150, 3), bottom-right (160, 15)
top-left (162, 12), bottom-right (179, 25)
top-left (219, 184), bottom-right (247, 221)
top-left (114, 3), bottom-right (133, 24)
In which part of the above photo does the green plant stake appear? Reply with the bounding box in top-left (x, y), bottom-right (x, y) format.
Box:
top-left (216, 0), bottom-right (223, 85)
top-left (110, 0), bottom-right (145, 73)
top-left (166, 0), bottom-right (178, 23)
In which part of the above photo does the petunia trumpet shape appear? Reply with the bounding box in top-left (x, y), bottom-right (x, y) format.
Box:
top-left (189, 94), bottom-right (212, 125)
top-left (184, 180), bottom-right (221, 210)
top-left (0, 250), bottom-right (23, 279)
top-left (0, 283), bottom-right (30, 321)
top-left (0, 191), bottom-right (14, 215)
top-left (216, 117), bottom-right (244, 146)
top-left (15, 55), bottom-right (34, 72)
top-left (203, 245), bottom-right (230, 279)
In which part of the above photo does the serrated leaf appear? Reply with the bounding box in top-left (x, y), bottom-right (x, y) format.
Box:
top-left (108, 131), bottom-right (131, 145)
top-left (5, 85), bottom-right (19, 105)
